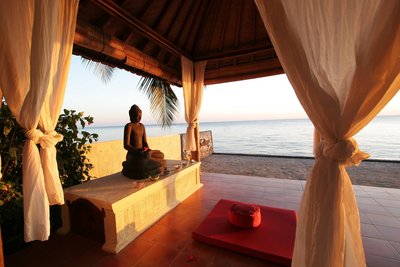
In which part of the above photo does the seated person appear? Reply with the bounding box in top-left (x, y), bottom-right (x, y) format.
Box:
top-left (122, 104), bottom-right (166, 179)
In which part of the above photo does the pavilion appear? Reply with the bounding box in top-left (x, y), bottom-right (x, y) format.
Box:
top-left (0, 1), bottom-right (399, 267)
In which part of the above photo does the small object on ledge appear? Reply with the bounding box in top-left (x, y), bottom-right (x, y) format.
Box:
top-left (174, 165), bottom-right (182, 171)
top-left (149, 175), bottom-right (159, 181)
top-left (134, 182), bottom-right (145, 189)
top-left (190, 159), bottom-right (195, 164)
top-left (163, 169), bottom-right (170, 175)
top-left (181, 161), bottom-right (188, 167)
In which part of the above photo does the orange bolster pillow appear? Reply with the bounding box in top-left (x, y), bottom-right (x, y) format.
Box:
top-left (228, 203), bottom-right (261, 228)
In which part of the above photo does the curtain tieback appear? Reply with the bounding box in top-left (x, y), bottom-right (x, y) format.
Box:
top-left (40, 131), bottom-right (64, 149)
top-left (316, 138), bottom-right (370, 166)
top-left (25, 129), bottom-right (44, 144)
top-left (188, 121), bottom-right (197, 130)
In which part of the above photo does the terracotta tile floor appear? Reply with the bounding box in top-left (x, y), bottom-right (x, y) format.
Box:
top-left (4, 173), bottom-right (400, 267)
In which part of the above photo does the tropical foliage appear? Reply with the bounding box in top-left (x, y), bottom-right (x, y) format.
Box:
top-left (0, 104), bottom-right (98, 206)
top-left (0, 102), bottom-right (98, 253)
top-left (81, 58), bottom-right (180, 127)
top-left (80, 57), bottom-right (115, 84)
top-left (56, 109), bottom-right (98, 187)
top-left (137, 76), bottom-right (180, 128)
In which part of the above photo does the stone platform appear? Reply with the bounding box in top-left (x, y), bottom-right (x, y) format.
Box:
top-left (59, 160), bottom-right (202, 253)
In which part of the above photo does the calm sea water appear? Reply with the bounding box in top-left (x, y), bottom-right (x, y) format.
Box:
top-left (87, 116), bottom-right (400, 161)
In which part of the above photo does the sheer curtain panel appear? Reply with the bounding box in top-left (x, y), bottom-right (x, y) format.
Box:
top-left (0, 0), bottom-right (79, 241)
top-left (255, 0), bottom-right (400, 266)
top-left (181, 56), bottom-right (207, 158)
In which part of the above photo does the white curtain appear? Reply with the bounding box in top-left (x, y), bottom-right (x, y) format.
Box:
top-left (255, 0), bottom-right (400, 266)
top-left (0, 0), bottom-right (79, 241)
top-left (181, 56), bottom-right (207, 152)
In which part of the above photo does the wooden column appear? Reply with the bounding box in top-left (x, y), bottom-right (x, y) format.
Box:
top-left (192, 125), bottom-right (201, 162)
top-left (0, 226), bottom-right (4, 267)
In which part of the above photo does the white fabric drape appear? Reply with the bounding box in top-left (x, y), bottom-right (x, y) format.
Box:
top-left (181, 56), bottom-right (207, 152)
top-left (255, 1), bottom-right (400, 266)
top-left (38, 1), bottom-right (78, 206)
top-left (0, 0), bottom-right (79, 241)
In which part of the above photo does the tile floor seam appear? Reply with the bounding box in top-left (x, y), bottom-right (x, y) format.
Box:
top-left (131, 241), bottom-right (157, 267)
top-left (387, 241), bottom-right (400, 261)
top-left (374, 225), bottom-right (400, 245)
top-left (366, 254), bottom-right (400, 267)
top-left (168, 250), bottom-right (185, 267)
top-left (363, 236), bottom-right (400, 261)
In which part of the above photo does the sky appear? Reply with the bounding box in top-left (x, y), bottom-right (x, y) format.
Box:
top-left (64, 55), bottom-right (400, 127)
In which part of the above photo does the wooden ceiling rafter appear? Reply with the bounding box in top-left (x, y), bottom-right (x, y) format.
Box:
top-left (189, 0), bottom-right (212, 57)
top-left (90, 0), bottom-right (190, 59)
top-left (143, 2), bottom-right (184, 65)
top-left (125, 0), bottom-right (157, 50)
top-left (154, 0), bottom-right (187, 62)
top-left (205, 67), bottom-right (284, 85)
top-left (204, 57), bottom-right (284, 85)
top-left (94, 12), bottom-right (112, 29)
top-left (75, 0), bottom-right (283, 87)
top-left (158, 0), bottom-right (197, 65)
top-left (202, 1), bottom-right (222, 58)
top-left (166, 1), bottom-right (204, 67)
top-left (252, 4), bottom-right (258, 46)
top-left (235, 0), bottom-right (243, 50)
top-left (217, 0), bottom-right (232, 53)
top-left (202, 1), bottom-right (224, 69)
top-left (141, 0), bottom-right (173, 55)
top-left (176, 0), bottom-right (204, 59)
top-left (122, 0), bottom-right (151, 46)
top-left (136, 0), bottom-right (154, 18)
top-left (196, 45), bottom-right (275, 61)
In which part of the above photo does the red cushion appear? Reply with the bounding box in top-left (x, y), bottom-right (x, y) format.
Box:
top-left (192, 199), bottom-right (297, 266)
top-left (228, 203), bottom-right (261, 228)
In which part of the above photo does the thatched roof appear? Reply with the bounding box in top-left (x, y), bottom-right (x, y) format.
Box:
top-left (74, 0), bottom-right (283, 86)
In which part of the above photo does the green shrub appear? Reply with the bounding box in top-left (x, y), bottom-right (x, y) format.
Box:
top-left (56, 109), bottom-right (98, 187)
top-left (0, 101), bottom-right (98, 253)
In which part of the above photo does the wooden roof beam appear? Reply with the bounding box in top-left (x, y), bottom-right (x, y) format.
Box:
top-left (155, 0), bottom-right (187, 61)
top-left (218, 0), bottom-right (232, 52)
top-left (195, 46), bottom-right (275, 61)
top-left (204, 58), bottom-right (284, 85)
top-left (205, 67), bottom-right (284, 85)
top-left (74, 20), bottom-right (182, 85)
top-left (90, 0), bottom-right (190, 59)
top-left (235, 0), bottom-right (243, 48)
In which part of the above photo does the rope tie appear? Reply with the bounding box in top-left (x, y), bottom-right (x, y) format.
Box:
top-left (316, 138), bottom-right (369, 166)
top-left (188, 121), bottom-right (197, 130)
top-left (40, 131), bottom-right (63, 149)
top-left (25, 129), bottom-right (44, 144)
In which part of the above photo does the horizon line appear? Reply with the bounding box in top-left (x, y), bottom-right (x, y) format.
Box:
top-left (86, 114), bottom-right (400, 128)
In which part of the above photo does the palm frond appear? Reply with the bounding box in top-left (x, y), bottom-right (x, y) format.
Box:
top-left (81, 57), bottom-right (115, 84)
top-left (137, 77), bottom-right (180, 128)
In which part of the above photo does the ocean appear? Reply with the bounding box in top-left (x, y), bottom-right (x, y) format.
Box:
top-left (87, 115), bottom-right (400, 161)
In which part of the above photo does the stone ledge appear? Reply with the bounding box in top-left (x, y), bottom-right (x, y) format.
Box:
top-left (59, 160), bottom-right (202, 253)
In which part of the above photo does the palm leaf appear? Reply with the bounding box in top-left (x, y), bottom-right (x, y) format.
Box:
top-left (81, 57), bottom-right (115, 84)
top-left (137, 77), bottom-right (180, 128)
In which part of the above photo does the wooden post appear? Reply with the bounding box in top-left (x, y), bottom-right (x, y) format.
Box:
top-left (0, 226), bottom-right (4, 267)
top-left (194, 125), bottom-right (201, 162)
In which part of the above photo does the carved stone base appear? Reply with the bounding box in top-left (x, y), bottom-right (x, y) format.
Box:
top-left (59, 160), bottom-right (201, 254)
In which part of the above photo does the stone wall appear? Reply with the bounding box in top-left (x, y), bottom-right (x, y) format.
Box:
top-left (85, 135), bottom-right (182, 178)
